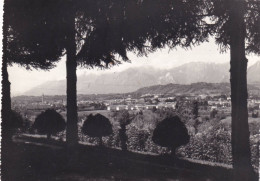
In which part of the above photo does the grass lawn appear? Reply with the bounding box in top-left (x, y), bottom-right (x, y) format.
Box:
top-left (1, 135), bottom-right (247, 181)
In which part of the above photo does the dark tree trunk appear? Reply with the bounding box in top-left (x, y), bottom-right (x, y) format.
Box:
top-left (119, 125), bottom-right (127, 151)
top-left (2, 0), bottom-right (12, 144)
top-left (99, 137), bottom-right (103, 146)
top-left (2, 49), bottom-right (12, 142)
top-left (65, 4), bottom-right (79, 169)
top-left (65, 7), bottom-right (78, 148)
top-left (229, 1), bottom-right (255, 180)
top-left (2, 54), bottom-right (11, 120)
top-left (171, 147), bottom-right (176, 157)
top-left (47, 133), bottom-right (51, 140)
top-left (194, 118), bottom-right (199, 134)
top-left (2, 3), bottom-right (13, 180)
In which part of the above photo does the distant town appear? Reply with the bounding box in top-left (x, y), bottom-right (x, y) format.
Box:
top-left (12, 91), bottom-right (260, 122)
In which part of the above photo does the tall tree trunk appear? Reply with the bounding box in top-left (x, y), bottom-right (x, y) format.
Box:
top-left (65, 6), bottom-right (79, 168)
top-left (2, 0), bottom-right (12, 144)
top-left (2, 44), bottom-right (12, 143)
top-left (2, 52), bottom-right (11, 119)
top-left (229, 1), bottom-right (255, 180)
top-left (66, 7), bottom-right (78, 148)
top-left (2, 2), bottom-right (13, 180)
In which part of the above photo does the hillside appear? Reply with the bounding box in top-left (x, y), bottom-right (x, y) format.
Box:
top-left (133, 82), bottom-right (260, 96)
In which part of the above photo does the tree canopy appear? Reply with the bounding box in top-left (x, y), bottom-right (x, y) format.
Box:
top-left (4, 0), bottom-right (68, 69)
top-left (198, 0), bottom-right (260, 54)
top-left (76, 0), bottom-right (212, 67)
top-left (5, 0), bottom-right (259, 73)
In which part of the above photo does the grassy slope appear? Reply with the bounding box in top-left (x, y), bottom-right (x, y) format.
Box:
top-left (2, 135), bottom-right (242, 181)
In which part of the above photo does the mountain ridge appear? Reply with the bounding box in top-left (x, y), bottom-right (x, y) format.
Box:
top-left (22, 61), bottom-right (260, 96)
top-left (133, 82), bottom-right (260, 95)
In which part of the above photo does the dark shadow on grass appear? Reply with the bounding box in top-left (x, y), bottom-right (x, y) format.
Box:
top-left (2, 135), bottom-right (257, 181)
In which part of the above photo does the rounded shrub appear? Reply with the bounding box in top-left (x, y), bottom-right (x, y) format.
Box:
top-left (33, 109), bottom-right (66, 139)
top-left (152, 116), bottom-right (190, 156)
top-left (82, 113), bottom-right (113, 146)
top-left (3, 110), bottom-right (24, 142)
top-left (9, 110), bottom-right (24, 130)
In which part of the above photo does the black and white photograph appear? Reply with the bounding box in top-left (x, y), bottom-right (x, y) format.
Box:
top-left (1, 0), bottom-right (260, 180)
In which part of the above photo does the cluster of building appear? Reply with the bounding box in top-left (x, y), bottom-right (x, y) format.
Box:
top-left (12, 93), bottom-right (260, 118)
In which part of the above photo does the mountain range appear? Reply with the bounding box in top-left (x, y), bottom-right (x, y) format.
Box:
top-left (23, 61), bottom-right (260, 96)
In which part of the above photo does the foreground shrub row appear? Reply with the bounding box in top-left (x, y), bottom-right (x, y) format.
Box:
top-left (13, 108), bottom-right (259, 171)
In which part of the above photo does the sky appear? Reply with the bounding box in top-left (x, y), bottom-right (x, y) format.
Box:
top-left (8, 37), bottom-right (260, 96)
